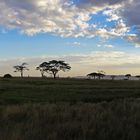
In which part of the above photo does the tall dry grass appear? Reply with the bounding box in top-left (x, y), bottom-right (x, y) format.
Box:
top-left (0, 99), bottom-right (140, 140)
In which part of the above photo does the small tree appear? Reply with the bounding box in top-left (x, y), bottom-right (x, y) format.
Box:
top-left (125, 74), bottom-right (131, 80)
top-left (36, 62), bottom-right (50, 78)
top-left (97, 71), bottom-right (106, 80)
top-left (87, 72), bottom-right (97, 79)
top-left (87, 71), bottom-right (105, 80)
top-left (13, 63), bottom-right (29, 77)
top-left (3, 74), bottom-right (12, 78)
top-left (97, 73), bottom-right (105, 79)
top-left (136, 75), bottom-right (140, 80)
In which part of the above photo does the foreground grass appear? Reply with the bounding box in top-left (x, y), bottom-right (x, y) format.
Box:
top-left (0, 78), bottom-right (140, 139)
top-left (0, 99), bottom-right (140, 140)
top-left (0, 78), bottom-right (140, 104)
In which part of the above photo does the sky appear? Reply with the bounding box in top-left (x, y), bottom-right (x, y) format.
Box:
top-left (0, 0), bottom-right (140, 77)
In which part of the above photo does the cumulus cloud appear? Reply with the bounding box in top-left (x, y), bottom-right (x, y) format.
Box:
top-left (0, 0), bottom-right (140, 46)
top-left (103, 8), bottom-right (121, 21)
top-left (0, 0), bottom-right (128, 36)
top-left (0, 0), bottom-right (91, 36)
top-left (103, 0), bottom-right (140, 45)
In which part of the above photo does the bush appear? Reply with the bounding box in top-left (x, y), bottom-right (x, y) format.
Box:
top-left (3, 74), bottom-right (12, 78)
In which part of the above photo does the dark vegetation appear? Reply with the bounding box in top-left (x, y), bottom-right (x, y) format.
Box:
top-left (0, 78), bottom-right (140, 140)
top-left (36, 60), bottom-right (71, 78)
top-left (87, 70), bottom-right (106, 79)
top-left (13, 60), bottom-right (71, 78)
top-left (125, 74), bottom-right (131, 80)
top-left (0, 99), bottom-right (140, 140)
top-left (3, 74), bottom-right (12, 78)
top-left (1, 78), bottom-right (140, 105)
top-left (14, 63), bottom-right (29, 78)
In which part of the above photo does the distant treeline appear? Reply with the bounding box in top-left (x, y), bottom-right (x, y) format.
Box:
top-left (2, 59), bottom-right (140, 80)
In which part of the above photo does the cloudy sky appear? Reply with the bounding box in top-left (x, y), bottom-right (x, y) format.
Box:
top-left (0, 0), bottom-right (140, 77)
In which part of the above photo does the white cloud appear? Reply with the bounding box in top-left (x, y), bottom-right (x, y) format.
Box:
top-left (135, 46), bottom-right (140, 48)
top-left (73, 42), bottom-right (81, 46)
top-left (0, 0), bottom-right (129, 37)
top-left (104, 45), bottom-right (114, 48)
top-left (66, 42), bottom-right (81, 47)
top-left (0, 0), bottom-right (91, 36)
top-left (103, 8), bottom-right (121, 21)
top-left (0, 0), bottom-right (140, 46)
top-left (97, 44), bottom-right (102, 47)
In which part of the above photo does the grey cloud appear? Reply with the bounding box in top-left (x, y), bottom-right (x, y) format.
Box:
top-left (3, 0), bottom-right (35, 10)
top-left (120, 0), bottom-right (140, 27)
top-left (126, 34), bottom-right (140, 47)
top-left (76, 0), bottom-right (126, 8)
top-left (76, 0), bottom-right (140, 30)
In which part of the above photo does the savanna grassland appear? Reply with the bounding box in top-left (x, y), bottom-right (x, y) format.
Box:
top-left (0, 78), bottom-right (140, 140)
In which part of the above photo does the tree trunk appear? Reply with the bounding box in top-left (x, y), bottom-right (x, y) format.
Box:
top-left (41, 71), bottom-right (44, 78)
top-left (54, 73), bottom-right (56, 79)
top-left (53, 72), bottom-right (57, 79)
top-left (21, 70), bottom-right (23, 78)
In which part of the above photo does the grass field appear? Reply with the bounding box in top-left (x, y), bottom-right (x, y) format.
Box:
top-left (0, 77), bottom-right (140, 104)
top-left (0, 78), bottom-right (140, 140)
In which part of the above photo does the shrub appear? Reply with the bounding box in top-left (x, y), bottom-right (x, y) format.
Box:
top-left (3, 74), bottom-right (12, 78)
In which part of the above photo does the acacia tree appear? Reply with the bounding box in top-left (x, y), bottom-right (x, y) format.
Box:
top-left (36, 62), bottom-right (50, 78)
top-left (48, 60), bottom-right (71, 78)
top-left (125, 74), bottom-right (131, 80)
top-left (97, 73), bottom-right (105, 79)
top-left (87, 71), bottom-right (105, 80)
top-left (13, 63), bottom-right (29, 77)
top-left (37, 60), bottom-right (71, 79)
top-left (87, 72), bottom-right (97, 79)
top-left (97, 71), bottom-right (106, 79)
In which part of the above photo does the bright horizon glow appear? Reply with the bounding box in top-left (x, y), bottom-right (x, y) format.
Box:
top-left (0, 0), bottom-right (140, 77)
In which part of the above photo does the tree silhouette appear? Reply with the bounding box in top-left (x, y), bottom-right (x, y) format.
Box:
top-left (97, 71), bottom-right (106, 79)
top-left (87, 72), bottom-right (97, 79)
top-left (36, 62), bottom-right (50, 78)
top-left (125, 74), bottom-right (131, 80)
top-left (136, 75), bottom-right (140, 80)
top-left (13, 63), bottom-right (29, 78)
top-left (37, 60), bottom-right (71, 79)
top-left (97, 73), bottom-right (105, 79)
top-left (87, 71), bottom-right (105, 80)
top-left (3, 74), bottom-right (12, 78)
top-left (48, 60), bottom-right (71, 78)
